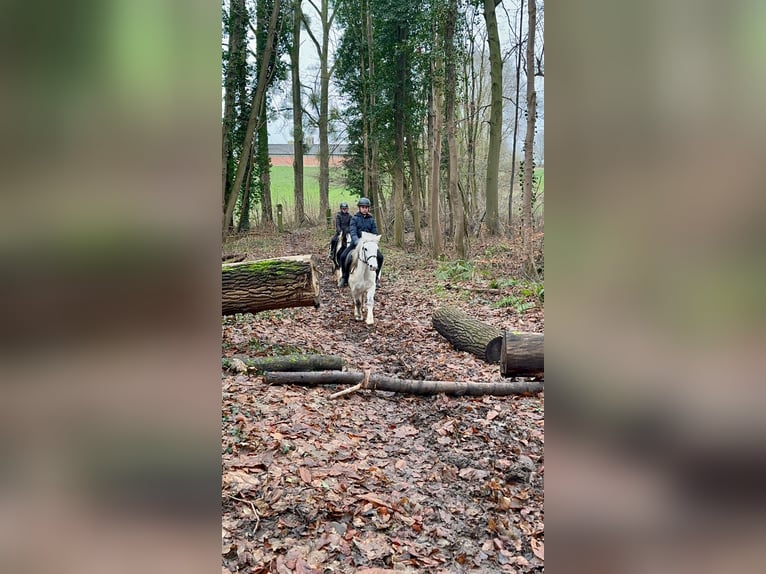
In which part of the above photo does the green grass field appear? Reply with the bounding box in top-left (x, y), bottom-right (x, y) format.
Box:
top-left (265, 166), bottom-right (354, 222)
top-left (258, 164), bottom-right (544, 224)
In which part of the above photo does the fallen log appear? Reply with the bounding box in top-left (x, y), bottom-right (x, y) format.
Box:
top-left (222, 253), bottom-right (247, 263)
top-left (222, 255), bottom-right (320, 315)
top-left (264, 371), bottom-right (543, 397)
top-left (500, 332), bottom-right (544, 378)
top-left (222, 354), bottom-right (344, 374)
top-left (432, 306), bottom-right (503, 363)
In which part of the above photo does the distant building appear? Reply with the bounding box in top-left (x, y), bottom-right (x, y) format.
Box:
top-left (268, 143), bottom-right (349, 167)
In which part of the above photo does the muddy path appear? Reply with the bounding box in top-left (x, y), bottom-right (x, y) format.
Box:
top-left (222, 227), bottom-right (544, 573)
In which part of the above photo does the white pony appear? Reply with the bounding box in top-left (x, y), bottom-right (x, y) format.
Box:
top-left (346, 231), bottom-right (381, 325)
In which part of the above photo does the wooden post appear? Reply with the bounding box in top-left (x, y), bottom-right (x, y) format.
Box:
top-left (276, 204), bottom-right (284, 232)
top-left (326, 207), bottom-right (332, 228)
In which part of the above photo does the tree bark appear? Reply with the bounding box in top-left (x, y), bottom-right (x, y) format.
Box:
top-left (318, 0), bottom-right (334, 220)
top-left (222, 255), bottom-right (320, 315)
top-left (291, 0), bottom-right (305, 224)
top-left (508, 0), bottom-right (524, 230)
top-left (483, 0), bottom-right (503, 235)
top-left (432, 306), bottom-right (503, 363)
top-left (429, 50), bottom-right (444, 259)
top-left (444, 0), bottom-right (465, 258)
top-left (500, 331), bottom-right (544, 378)
top-left (522, 0), bottom-right (538, 278)
top-left (264, 371), bottom-right (543, 396)
top-left (223, 354), bottom-right (343, 373)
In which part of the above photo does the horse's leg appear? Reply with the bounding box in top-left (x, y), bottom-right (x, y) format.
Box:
top-left (353, 289), bottom-right (363, 321)
top-left (364, 284), bottom-right (375, 325)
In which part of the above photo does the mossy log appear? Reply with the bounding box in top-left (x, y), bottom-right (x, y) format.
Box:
top-left (222, 255), bottom-right (320, 315)
top-left (432, 306), bottom-right (504, 363)
top-left (264, 371), bottom-right (543, 397)
top-left (500, 332), bottom-right (544, 378)
top-left (222, 354), bottom-right (344, 374)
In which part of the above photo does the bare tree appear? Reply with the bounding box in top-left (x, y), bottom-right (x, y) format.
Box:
top-left (304, 0), bottom-right (336, 219)
top-left (483, 0), bottom-right (503, 235)
top-left (445, 0), bottom-right (465, 258)
top-left (429, 48), bottom-right (444, 259)
top-left (508, 0), bottom-right (524, 230)
top-left (522, 0), bottom-right (538, 277)
top-left (290, 0), bottom-right (305, 223)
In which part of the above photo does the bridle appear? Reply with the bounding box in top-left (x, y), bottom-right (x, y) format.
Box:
top-left (359, 240), bottom-right (378, 269)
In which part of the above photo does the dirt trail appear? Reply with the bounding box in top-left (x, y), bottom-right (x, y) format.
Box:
top-left (222, 227), bottom-right (544, 573)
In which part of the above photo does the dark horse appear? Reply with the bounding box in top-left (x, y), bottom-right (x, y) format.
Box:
top-left (330, 231), bottom-right (351, 282)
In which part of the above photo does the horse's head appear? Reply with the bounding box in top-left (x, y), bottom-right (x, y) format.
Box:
top-left (358, 233), bottom-right (381, 271)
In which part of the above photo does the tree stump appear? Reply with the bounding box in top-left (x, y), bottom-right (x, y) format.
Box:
top-left (500, 331), bottom-right (544, 377)
top-left (432, 306), bottom-right (504, 363)
top-left (222, 255), bottom-right (320, 315)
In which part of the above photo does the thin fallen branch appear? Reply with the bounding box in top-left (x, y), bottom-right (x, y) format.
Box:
top-left (329, 370), bottom-right (370, 399)
top-left (265, 371), bottom-right (543, 397)
top-left (224, 494), bottom-right (260, 532)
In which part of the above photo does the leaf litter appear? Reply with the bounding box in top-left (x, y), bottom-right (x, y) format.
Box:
top-left (222, 228), bottom-right (543, 573)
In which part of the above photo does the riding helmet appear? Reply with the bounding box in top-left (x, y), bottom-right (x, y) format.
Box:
top-left (340, 202), bottom-right (348, 209)
top-left (357, 197), bottom-right (371, 207)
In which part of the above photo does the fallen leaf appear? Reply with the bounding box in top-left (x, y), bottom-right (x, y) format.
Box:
top-left (531, 537), bottom-right (545, 561)
top-left (299, 466), bottom-right (312, 484)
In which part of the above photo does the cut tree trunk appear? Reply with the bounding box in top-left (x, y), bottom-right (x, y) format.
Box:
top-left (500, 331), bottom-right (544, 378)
top-left (222, 255), bottom-right (320, 315)
top-left (432, 306), bottom-right (503, 363)
top-left (264, 371), bottom-right (543, 397)
top-left (222, 354), bottom-right (344, 374)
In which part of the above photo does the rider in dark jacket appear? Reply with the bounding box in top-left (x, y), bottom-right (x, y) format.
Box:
top-left (338, 197), bottom-right (384, 288)
top-left (329, 202), bottom-right (351, 259)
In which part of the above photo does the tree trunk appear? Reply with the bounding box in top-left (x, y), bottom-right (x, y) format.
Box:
top-left (318, 0), bottom-right (333, 219)
top-left (429, 51), bottom-right (444, 259)
top-left (237, 144), bottom-right (255, 232)
top-left (522, 0), bottom-right (538, 277)
top-left (483, 0), bottom-right (503, 235)
top-left (264, 371), bottom-right (543, 396)
top-left (407, 135), bottom-right (423, 246)
top-left (444, 0), bottom-right (465, 259)
top-left (222, 354), bottom-right (343, 373)
top-left (222, 255), bottom-right (320, 315)
top-left (432, 306), bottom-right (503, 363)
top-left (258, 90), bottom-right (273, 223)
top-left (291, 0), bottom-right (305, 224)
top-left (508, 0), bottom-right (524, 230)
top-left (500, 331), bottom-right (544, 378)
top-left (222, 0), bottom-right (247, 223)
top-left (392, 24), bottom-right (407, 248)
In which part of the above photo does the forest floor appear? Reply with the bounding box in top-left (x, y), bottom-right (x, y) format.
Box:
top-left (221, 225), bottom-right (544, 573)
